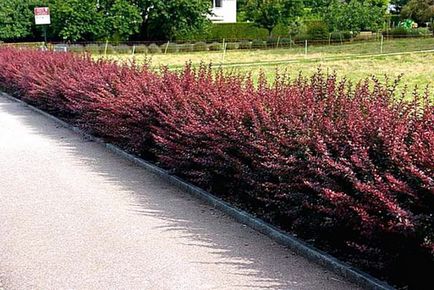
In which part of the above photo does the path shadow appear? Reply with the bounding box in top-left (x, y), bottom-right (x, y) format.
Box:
top-left (0, 97), bottom-right (353, 290)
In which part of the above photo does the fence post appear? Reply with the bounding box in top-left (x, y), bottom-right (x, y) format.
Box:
top-left (222, 42), bottom-right (227, 61)
top-left (132, 45), bottom-right (136, 56)
top-left (104, 40), bottom-right (108, 57)
top-left (305, 40), bottom-right (308, 56)
top-left (164, 41), bottom-right (170, 54)
top-left (328, 33), bottom-right (332, 46)
top-left (289, 35), bottom-right (292, 49)
top-left (277, 36), bottom-right (281, 49)
top-left (380, 34), bottom-right (384, 54)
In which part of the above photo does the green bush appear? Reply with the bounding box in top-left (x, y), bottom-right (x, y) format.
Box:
top-left (208, 42), bottom-right (222, 51)
top-left (209, 23), bottom-right (266, 41)
top-left (225, 42), bottom-right (240, 50)
top-left (251, 39), bottom-right (266, 49)
top-left (178, 43), bottom-right (194, 53)
top-left (159, 42), bottom-right (178, 53)
top-left (266, 37), bottom-right (293, 48)
top-left (114, 45), bottom-right (131, 54)
top-left (239, 40), bottom-right (251, 49)
top-left (293, 34), bottom-right (309, 41)
top-left (176, 22), bottom-right (289, 42)
top-left (84, 44), bottom-right (101, 54)
top-left (104, 44), bottom-right (115, 54)
top-left (279, 37), bottom-right (293, 48)
top-left (148, 43), bottom-right (162, 54)
top-left (305, 21), bottom-right (330, 40)
top-left (69, 44), bottom-right (84, 53)
top-left (330, 31), bottom-right (353, 41)
top-left (193, 42), bottom-right (208, 52)
top-left (266, 38), bottom-right (279, 48)
top-left (385, 27), bottom-right (429, 38)
top-left (134, 45), bottom-right (148, 54)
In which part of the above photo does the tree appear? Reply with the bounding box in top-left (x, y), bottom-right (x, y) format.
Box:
top-left (0, 0), bottom-right (34, 41)
top-left (244, 0), bottom-right (304, 36)
top-left (236, 0), bottom-right (249, 21)
top-left (105, 0), bottom-right (142, 41)
top-left (401, 0), bottom-right (434, 24)
top-left (50, 0), bottom-right (142, 42)
top-left (50, 0), bottom-right (106, 41)
top-left (131, 0), bottom-right (211, 40)
top-left (322, 0), bottom-right (387, 33)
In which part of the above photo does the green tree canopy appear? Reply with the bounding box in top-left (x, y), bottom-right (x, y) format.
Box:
top-left (49, 0), bottom-right (143, 41)
top-left (131, 0), bottom-right (211, 40)
top-left (401, 0), bottom-right (434, 23)
top-left (0, 0), bottom-right (34, 40)
top-left (244, 0), bottom-right (304, 36)
top-left (105, 0), bottom-right (142, 41)
top-left (50, 0), bottom-right (106, 41)
top-left (322, 0), bottom-right (387, 33)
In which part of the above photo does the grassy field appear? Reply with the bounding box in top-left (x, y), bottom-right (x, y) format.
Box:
top-left (100, 37), bottom-right (434, 95)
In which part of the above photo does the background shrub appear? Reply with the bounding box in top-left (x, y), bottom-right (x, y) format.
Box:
top-left (266, 38), bottom-right (293, 48)
top-left (266, 38), bottom-right (279, 48)
top-left (103, 44), bottom-right (115, 54)
top-left (208, 42), bottom-right (222, 51)
top-left (134, 44), bottom-right (148, 54)
top-left (251, 39), bottom-right (266, 49)
top-left (225, 42), bottom-right (240, 50)
top-left (278, 37), bottom-right (293, 48)
top-left (330, 31), bottom-right (353, 41)
top-left (239, 40), bottom-right (252, 49)
top-left (162, 43), bottom-right (179, 53)
top-left (178, 43), bottom-right (194, 53)
top-left (193, 41), bottom-right (208, 52)
top-left (69, 44), bottom-right (84, 53)
top-left (113, 44), bottom-right (131, 54)
top-left (84, 44), bottom-right (101, 54)
top-left (176, 22), bottom-right (289, 42)
top-left (148, 43), bottom-right (162, 54)
top-left (305, 20), bottom-right (330, 40)
top-left (385, 27), bottom-right (431, 38)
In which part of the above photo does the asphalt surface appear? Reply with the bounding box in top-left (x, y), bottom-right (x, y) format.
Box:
top-left (0, 95), bottom-right (360, 290)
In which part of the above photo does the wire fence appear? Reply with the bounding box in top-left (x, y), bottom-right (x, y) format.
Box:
top-left (1, 34), bottom-right (433, 58)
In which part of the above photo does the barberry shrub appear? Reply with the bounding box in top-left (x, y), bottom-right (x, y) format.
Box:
top-left (0, 48), bottom-right (432, 289)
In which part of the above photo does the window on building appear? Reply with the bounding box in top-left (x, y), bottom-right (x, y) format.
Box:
top-left (214, 0), bottom-right (222, 8)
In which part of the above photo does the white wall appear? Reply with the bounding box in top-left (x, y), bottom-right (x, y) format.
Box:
top-left (209, 0), bottom-right (237, 23)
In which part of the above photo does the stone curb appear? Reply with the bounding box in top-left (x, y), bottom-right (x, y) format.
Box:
top-left (1, 92), bottom-right (395, 290)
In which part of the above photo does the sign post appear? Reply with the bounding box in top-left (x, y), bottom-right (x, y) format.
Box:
top-left (34, 7), bottom-right (51, 45)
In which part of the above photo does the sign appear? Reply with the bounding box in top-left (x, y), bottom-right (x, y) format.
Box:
top-left (34, 7), bottom-right (50, 25)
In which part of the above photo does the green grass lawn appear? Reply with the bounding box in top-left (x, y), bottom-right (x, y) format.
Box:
top-left (99, 37), bottom-right (434, 96)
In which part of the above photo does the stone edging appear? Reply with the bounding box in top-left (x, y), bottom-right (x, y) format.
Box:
top-left (1, 92), bottom-right (395, 290)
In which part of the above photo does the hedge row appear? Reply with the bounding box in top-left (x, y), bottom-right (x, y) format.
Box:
top-left (176, 22), bottom-right (355, 43)
top-left (0, 48), bottom-right (432, 289)
top-left (383, 27), bottom-right (433, 38)
top-left (176, 22), bottom-right (289, 42)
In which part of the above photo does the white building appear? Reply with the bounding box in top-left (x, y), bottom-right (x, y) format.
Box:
top-left (209, 0), bottom-right (237, 23)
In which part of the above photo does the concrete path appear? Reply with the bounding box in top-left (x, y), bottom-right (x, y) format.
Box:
top-left (0, 95), bottom-right (360, 290)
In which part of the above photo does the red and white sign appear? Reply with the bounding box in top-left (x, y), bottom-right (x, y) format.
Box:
top-left (34, 7), bottom-right (51, 25)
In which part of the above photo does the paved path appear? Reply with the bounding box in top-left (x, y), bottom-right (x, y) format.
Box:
top-left (0, 95), bottom-right (359, 290)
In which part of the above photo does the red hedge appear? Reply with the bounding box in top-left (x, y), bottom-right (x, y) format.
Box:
top-left (0, 48), bottom-right (432, 288)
